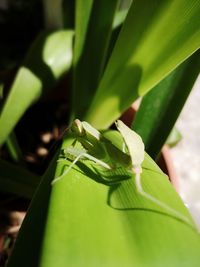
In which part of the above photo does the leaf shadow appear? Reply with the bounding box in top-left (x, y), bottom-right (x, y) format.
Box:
top-left (107, 183), bottom-right (197, 231)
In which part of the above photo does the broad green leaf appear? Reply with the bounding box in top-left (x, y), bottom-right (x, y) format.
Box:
top-left (0, 159), bottom-right (40, 199)
top-left (85, 0), bottom-right (200, 129)
top-left (133, 51), bottom-right (200, 159)
top-left (71, 0), bottom-right (93, 118)
top-left (0, 30), bottom-right (73, 146)
top-left (7, 132), bottom-right (200, 267)
top-left (106, 7), bottom-right (129, 67)
top-left (73, 0), bottom-right (93, 68)
top-left (72, 0), bottom-right (118, 118)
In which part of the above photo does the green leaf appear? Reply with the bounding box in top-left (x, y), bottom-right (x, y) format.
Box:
top-left (5, 132), bottom-right (24, 164)
top-left (0, 30), bottom-right (73, 146)
top-left (85, 0), bottom-right (200, 129)
top-left (7, 132), bottom-right (200, 267)
top-left (133, 51), bottom-right (200, 159)
top-left (72, 0), bottom-right (118, 118)
top-left (0, 159), bottom-right (40, 199)
top-left (105, 8), bottom-right (129, 67)
top-left (112, 9), bottom-right (129, 30)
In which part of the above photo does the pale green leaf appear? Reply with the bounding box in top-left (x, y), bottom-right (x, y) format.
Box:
top-left (0, 30), bottom-right (73, 146)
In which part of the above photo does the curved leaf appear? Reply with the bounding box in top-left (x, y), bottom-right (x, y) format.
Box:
top-left (85, 0), bottom-right (200, 128)
top-left (7, 132), bottom-right (200, 267)
top-left (133, 50), bottom-right (200, 159)
top-left (0, 30), bottom-right (73, 146)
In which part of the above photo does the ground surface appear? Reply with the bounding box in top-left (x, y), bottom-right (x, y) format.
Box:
top-left (171, 75), bottom-right (200, 229)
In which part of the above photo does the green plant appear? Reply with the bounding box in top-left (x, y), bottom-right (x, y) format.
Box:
top-left (0, 0), bottom-right (200, 266)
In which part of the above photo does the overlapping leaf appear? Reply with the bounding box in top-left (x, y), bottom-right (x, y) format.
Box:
top-left (133, 50), bottom-right (200, 159)
top-left (85, 0), bottom-right (200, 128)
top-left (0, 30), bottom-right (73, 146)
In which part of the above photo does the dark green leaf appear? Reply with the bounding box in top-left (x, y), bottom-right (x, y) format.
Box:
top-left (133, 51), bottom-right (200, 159)
top-left (0, 159), bottom-right (40, 198)
top-left (72, 0), bottom-right (118, 118)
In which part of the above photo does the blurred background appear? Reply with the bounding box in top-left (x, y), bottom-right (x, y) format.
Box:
top-left (171, 75), bottom-right (200, 229)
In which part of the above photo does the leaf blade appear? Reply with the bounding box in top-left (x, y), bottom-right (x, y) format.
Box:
top-left (72, 0), bottom-right (119, 118)
top-left (133, 51), bottom-right (200, 159)
top-left (7, 132), bottom-right (200, 267)
top-left (0, 30), bottom-right (73, 146)
top-left (85, 0), bottom-right (200, 128)
top-left (0, 159), bottom-right (40, 198)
